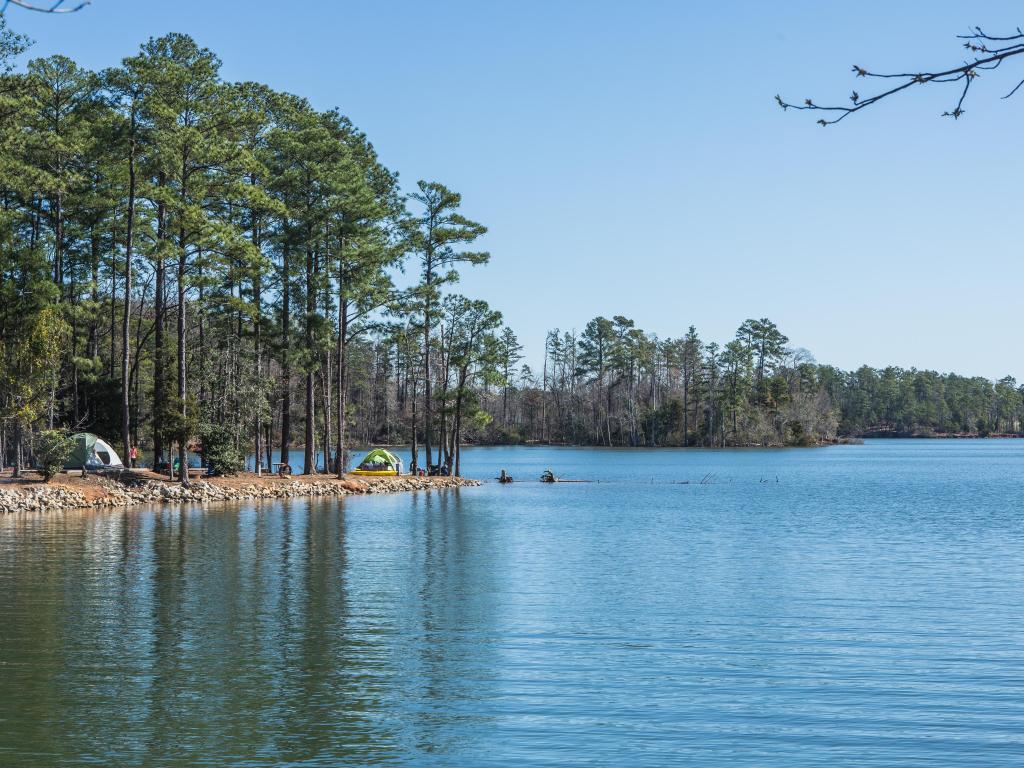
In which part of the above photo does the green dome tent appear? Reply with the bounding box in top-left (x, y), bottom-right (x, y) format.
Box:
top-left (350, 448), bottom-right (402, 476)
top-left (64, 432), bottom-right (124, 470)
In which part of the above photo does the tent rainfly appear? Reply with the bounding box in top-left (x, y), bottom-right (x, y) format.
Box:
top-left (350, 448), bottom-right (402, 476)
top-left (65, 433), bottom-right (124, 470)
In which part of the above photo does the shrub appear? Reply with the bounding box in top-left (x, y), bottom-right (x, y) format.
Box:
top-left (36, 430), bottom-right (74, 482)
top-left (200, 424), bottom-right (245, 476)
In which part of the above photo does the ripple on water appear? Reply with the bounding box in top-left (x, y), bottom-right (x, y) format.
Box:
top-left (1, 440), bottom-right (1024, 766)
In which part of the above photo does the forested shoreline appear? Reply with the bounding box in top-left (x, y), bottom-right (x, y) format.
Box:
top-left (2, 22), bottom-right (1022, 482)
top-left (509, 322), bottom-right (1024, 447)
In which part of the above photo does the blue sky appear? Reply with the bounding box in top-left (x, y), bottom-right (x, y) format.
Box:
top-left (10, 0), bottom-right (1024, 379)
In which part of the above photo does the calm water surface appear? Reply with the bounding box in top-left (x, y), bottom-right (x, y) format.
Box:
top-left (2, 440), bottom-right (1024, 766)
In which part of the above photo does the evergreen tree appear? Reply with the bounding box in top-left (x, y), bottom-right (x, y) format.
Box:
top-left (405, 181), bottom-right (488, 470)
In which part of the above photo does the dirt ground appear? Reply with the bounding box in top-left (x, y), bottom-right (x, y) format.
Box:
top-left (0, 467), bottom-right (436, 499)
top-left (127, 469), bottom-right (382, 491)
top-left (0, 469), bottom-right (113, 501)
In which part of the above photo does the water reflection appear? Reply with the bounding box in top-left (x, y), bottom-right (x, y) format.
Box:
top-left (0, 492), bottom-right (508, 766)
top-left (3, 442), bottom-right (1024, 766)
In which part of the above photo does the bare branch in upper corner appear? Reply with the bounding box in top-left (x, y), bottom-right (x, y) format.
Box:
top-left (0, 0), bottom-right (91, 14)
top-left (777, 26), bottom-right (1024, 125)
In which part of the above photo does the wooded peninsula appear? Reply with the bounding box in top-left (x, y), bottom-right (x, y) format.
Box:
top-left (2, 24), bottom-right (1022, 481)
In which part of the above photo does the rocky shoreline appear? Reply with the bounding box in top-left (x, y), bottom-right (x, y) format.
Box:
top-left (0, 474), bottom-right (480, 515)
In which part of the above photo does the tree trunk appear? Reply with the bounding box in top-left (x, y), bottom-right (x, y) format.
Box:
top-left (321, 354), bottom-right (331, 474)
top-left (542, 338), bottom-right (548, 443)
top-left (12, 422), bottom-right (22, 479)
top-left (452, 374), bottom-right (467, 477)
top-left (131, 280), bottom-right (148, 458)
top-left (335, 298), bottom-right (348, 478)
top-left (153, 175), bottom-right (167, 467)
top-left (197, 255), bottom-right (206, 408)
top-left (410, 374), bottom-right (418, 473)
top-left (437, 323), bottom-right (450, 470)
top-left (107, 247), bottom-right (116, 379)
top-left (121, 133), bottom-right (136, 464)
top-left (682, 365), bottom-right (689, 447)
top-left (606, 379), bottom-right (613, 447)
top-left (280, 240), bottom-right (292, 468)
top-left (53, 193), bottom-right (63, 293)
top-left (423, 285), bottom-right (432, 470)
top-left (252, 219), bottom-right (263, 476)
top-left (177, 160), bottom-right (189, 487)
top-left (303, 243), bottom-right (315, 475)
top-left (177, 253), bottom-right (188, 485)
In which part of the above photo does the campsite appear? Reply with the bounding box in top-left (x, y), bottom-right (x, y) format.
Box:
top-left (64, 433), bottom-right (123, 472)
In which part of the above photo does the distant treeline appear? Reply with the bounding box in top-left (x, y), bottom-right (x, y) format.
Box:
top-left (819, 366), bottom-right (1022, 438)
top-left (333, 315), bottom-right (1024, 449)
top-left (466, 317), bottom-right (1023, 447)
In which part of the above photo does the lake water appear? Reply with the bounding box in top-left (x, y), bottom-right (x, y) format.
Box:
top-left (2, 440), bottom-right (1024, 766)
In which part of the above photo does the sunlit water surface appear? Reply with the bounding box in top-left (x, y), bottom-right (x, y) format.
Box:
top-left (2, 440), bottom-right (1024, 766)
